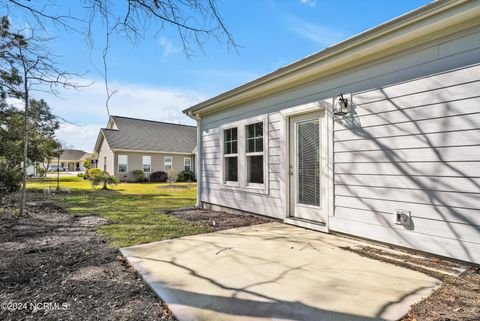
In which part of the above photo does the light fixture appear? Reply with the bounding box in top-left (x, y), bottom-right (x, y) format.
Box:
top-left (334, 93), bottom-right (350, 116)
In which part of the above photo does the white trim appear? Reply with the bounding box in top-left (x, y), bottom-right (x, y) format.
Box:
top-left (142, 155), bottom-right (152, 173)
top-left (219, 115), bottom-right (269, 194)
top-left (164, 156), bottom-right (173, 172)
top-left (281, 100), bottom-right (333, 232)
top-left (112, 149), bottom-right (193, 155)
top-left (118, 154), bottom-right (128, 173)
top-left (184, 157), bottom-right (192, 171)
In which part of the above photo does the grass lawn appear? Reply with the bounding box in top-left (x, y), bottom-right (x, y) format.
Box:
top-left (27, 176), bottom-right (211, 248)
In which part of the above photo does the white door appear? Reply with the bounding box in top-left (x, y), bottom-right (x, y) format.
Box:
top-left (289, 111), bottom-right (327, 222)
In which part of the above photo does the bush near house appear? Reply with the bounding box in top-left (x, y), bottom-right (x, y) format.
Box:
top-left (149, 171), bottom-right (168, 183)
top-left (177, 170), bottom-right (196, 182)
top-left (132, 169), bottom-right (147, 182)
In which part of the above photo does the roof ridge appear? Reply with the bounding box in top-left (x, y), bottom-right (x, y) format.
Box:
top-left (111, 115), bottom-right (196, 128)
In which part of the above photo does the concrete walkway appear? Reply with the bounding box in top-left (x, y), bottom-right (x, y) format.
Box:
top-left (121, 223), bottom-right (440, 321)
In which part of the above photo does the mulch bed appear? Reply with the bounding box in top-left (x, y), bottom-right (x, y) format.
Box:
top-left (342, 244), bottom-right (480, 321)
top-left (0, 202), bottom-right (175, 321)
top-left (162, 208), bottom-right (274, 231)
top-left (404, 267), bottom-right (480, 321)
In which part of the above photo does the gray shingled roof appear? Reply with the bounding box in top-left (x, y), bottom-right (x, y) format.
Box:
top-left (101, 116), bottom-right (196, 153)
top-left (60, 149), bottom-right (88, 161)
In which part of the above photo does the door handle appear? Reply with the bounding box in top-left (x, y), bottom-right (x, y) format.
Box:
top-left (289, 169), bottom-right (294, 176)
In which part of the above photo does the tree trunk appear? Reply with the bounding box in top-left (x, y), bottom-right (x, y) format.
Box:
top-left (19, 68), bottom-right (29, 217)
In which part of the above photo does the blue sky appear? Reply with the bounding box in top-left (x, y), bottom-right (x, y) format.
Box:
top-left (26, 0), bottom-right (431, 151)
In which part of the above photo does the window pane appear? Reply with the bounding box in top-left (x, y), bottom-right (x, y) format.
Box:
top-left (255, 137), bottom-right (263, 152)
top-left (297, 120), bottom-right (320, 206)
top-left (255, 122), bottom-right (263, 137)
top-left (225, 128), bottom-right (231, 141)
top-left (247, 139), bottom-right (255, 153)
top-left (247, 124), bottom-right (255, 138)
top-left (232, 141), bottom-right (237, 154)
top-left (224, 141), bottom-right (231, 154)
top-left (118, 155), bottom-right (127, 173)
top-left (225, 157), bottom-right (238, 182)
top-left (247, 155), bottom-right (263, 184)
top-left (231, 127), bottom-right (238, 140)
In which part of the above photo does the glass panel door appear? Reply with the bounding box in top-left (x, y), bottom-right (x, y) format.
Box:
top-left (296, 119), bottom-right (320, 206)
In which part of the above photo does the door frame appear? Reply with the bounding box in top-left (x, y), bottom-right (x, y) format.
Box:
top-left (280, 100), bottom-right (334, 233)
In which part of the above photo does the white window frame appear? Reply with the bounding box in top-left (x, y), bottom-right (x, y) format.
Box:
top-left (142, 155), bottom-right (152, 173)
top-left (245, 121), bottom-right (266, 188)
top-left (184, 157), bottom-right (192, 171)
top-left (219, 115), bottom-right (268, 193)
top-left (164, 156), bottom-right (173, 172)
top-left (118, 154), bottom-right (128, 173)
top-left (222, 126), bottom-right (239, 186)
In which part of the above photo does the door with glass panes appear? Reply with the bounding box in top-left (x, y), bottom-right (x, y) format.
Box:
top-left (289, 111), bottom-right (327, 222)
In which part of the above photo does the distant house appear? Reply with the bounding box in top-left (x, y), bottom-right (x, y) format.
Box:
top-left (50, 149), bottom-right (93, 172)
top-left (184, 0), bottom-right (480, 264)
top-left (93, 115), bottom-right (196, 181)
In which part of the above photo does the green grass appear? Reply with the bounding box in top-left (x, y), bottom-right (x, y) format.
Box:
top-left (27, 176), bottom-right (211, 248)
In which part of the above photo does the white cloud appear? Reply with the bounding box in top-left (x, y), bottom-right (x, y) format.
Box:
top-left (158, 36), bottom-right (179, 58)
top-left (40, 80), bottom-right (207, 151)
top-left (288, 16), bottom-right (345, 47)
top-left (299, 0), bottom-right (317, 8)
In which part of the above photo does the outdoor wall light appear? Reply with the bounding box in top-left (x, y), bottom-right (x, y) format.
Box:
top-left (334, 93), bottom-right (350, 116)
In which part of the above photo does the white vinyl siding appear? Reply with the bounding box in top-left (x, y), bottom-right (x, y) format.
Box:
top-left (198, 25), bottom-right (480, 263)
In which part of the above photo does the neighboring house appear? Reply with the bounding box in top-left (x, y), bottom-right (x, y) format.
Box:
top-left (94, 115), bottom-right (196, 181)
top-left (51, 149), bottom-right (93, 172)
top-left (184, 0), bottom-right (480, 264)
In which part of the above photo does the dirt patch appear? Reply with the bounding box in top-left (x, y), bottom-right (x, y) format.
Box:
top-left (162, 208), bottom-right (274, 231)
top-left (341, 244), bottom-right (480, 321)
top-left (0, 202), bottom-right (175, 321)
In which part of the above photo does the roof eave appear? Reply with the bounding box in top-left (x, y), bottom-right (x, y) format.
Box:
top-left (183, 0), bottom-right (479, 116)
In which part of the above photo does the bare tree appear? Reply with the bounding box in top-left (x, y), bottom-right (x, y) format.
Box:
top-left (0, 18), bottom-right (80, 216)
top-left (1, 0), bottom-right (238, 116)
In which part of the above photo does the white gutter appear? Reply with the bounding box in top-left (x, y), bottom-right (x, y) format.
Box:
top-left (111, 149), bottom-right (194, 155)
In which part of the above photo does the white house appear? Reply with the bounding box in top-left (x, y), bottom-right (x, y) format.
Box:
top-left (184, 0), bottom-right (480, 264)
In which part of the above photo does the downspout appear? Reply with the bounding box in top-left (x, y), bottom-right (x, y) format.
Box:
top-left (188, 112), bottom-right (202, 208)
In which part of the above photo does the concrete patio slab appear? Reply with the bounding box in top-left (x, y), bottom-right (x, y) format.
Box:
top-left (121, 223), bottom-right (440, 321)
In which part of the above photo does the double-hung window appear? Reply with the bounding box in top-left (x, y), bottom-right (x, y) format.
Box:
top-left (118, 155), bottom-right (128, 173)
top-left (142, 156), bottom-right (151, 173)
top-left (223, 127), bottom-right (238, 182)
top-left (164, 156), bottom-right (173, 172)
top-left (184, 157), bottom-right (192, 171)
top-left (246, 122), bottom-right (264, 184)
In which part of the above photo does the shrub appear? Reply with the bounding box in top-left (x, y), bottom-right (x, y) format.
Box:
top-left (177, 170), bottom-right (195, 182)
top-left (0, 161), bottom-right (21, 202)
top-left (132, 169), bottom-right (147, 182)
top-left (87, 168), bottom-right (102, 179)
top-left (77, 172), bottom-right (84, 178)
top-left (149, 171), bottom-right (168, 183)
top-left (90, 171), bottom-right (119, 190)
